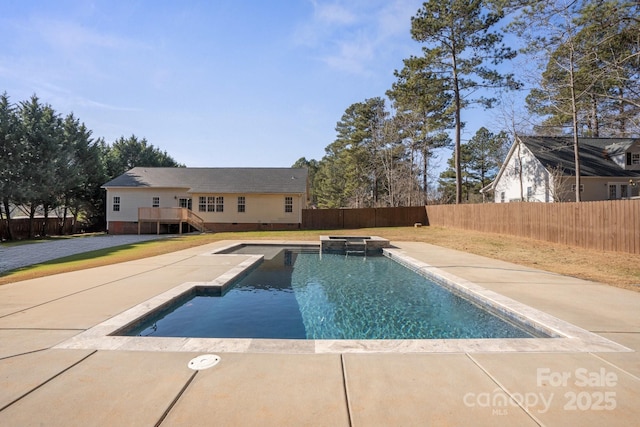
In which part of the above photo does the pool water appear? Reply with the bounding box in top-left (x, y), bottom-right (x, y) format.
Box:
top-left (124, 247), bottom-right (535, 339)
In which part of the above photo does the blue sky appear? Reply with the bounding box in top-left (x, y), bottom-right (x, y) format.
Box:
top-left (1, 0), bottom-right (517, 171)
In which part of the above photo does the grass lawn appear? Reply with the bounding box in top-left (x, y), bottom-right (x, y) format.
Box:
top-left (1, 227), bottom-right (639, 292)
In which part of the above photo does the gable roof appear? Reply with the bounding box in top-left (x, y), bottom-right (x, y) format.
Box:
top-left (102, 167), bottom-right (308, 194)
top-left (521, 136), bottom-right (640, 177)
top-left (481, 136), bottom-right (640, 194)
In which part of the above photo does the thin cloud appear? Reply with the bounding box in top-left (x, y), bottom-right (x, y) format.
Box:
top-left (376, 0), bottom-right (421, 39)
top-left (322, 32), bottom-right (375, 75)
top-left (75, 97), bottom-right (141, 112)
top-left (313, 1), bottom-right (357, 25)
top-left (32, 17), bottom-right (149, 54)
top-left (294, 0), bottom-right (421, 75)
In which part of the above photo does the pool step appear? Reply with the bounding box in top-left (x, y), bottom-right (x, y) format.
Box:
top-left (345, 239), bottom-right (367, 256)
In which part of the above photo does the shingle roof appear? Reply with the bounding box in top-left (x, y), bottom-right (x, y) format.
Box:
top-left (521, 136), bottom-right (640, 177)
top-left (102, 167), bottom-right (308, 194)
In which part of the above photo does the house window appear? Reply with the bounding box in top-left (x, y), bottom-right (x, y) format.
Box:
top-left (198, 196), bottom-right (222, 212)
top-left (152, 197), bottom-right (159, 207)
top-left (285, 196), bottom-right (293, 213)
top-left (621, 185), bottom-right (628, 198)
top-left (113, 196), bottom-right (120, 212)
top-left (526, 187), bottom-right (533, 201)
top-left (237, 196), bottom-right (245, 213)
top-left (179, 198), bottom-right (192, 209)
top-left (500, 192), bottom-right (505, 203)
top-left (198, 196), bottom-right (215, 212)
top-left (609, 185), bottom-right (617, 200)
top-left (571, 184), bottom-right (584, 192)
top-left (627, 152), bottom-right (640, 166)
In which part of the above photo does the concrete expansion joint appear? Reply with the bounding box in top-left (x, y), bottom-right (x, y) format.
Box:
top-left (589, 352), bottom-right (640, 382)
top-left (340, 354), bottom-right (354, 427)
top-left (0, 349), bottom-right (97, 413)
top-left (465, 353), bottom-right (544, 426)
top-left (155, 370), bottom-right (199, 427)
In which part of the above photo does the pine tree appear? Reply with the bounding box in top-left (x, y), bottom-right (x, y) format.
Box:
top-left (387, 56), bottom-right (452, 204)
top-left (409, 0), bottom-right (519, 204)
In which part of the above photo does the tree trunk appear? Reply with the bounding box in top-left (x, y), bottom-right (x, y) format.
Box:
top-left (59, 201), bottom-right (69, 235)
top-left (422, 145), bottom-right (428, 205)
top-left (590, 95), bottom-right (599, 137)
top-left (517, 138), bottom-right (524, 202)
top-left (42, 204), bottom-right (49, 237)
top-left (1, 197), bottom-right (12, 241)
top-left (618, 87), bottom-right (626, 135)
top-left (72, 211), bottom-right (78, 234)
top-left (28, 204), bottom-right (36, 239)
top-left (569, 49), bottom-right (582, 202)
top-left (452, 66), bottom-right (462, 204)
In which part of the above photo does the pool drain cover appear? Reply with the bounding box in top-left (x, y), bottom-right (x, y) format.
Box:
top-left (188, 354), bottom-right (221, 370)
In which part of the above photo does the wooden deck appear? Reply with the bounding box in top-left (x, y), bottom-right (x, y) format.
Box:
top-left (137, 207), bottom-right (207, 234)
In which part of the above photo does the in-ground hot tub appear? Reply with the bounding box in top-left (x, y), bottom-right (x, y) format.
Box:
top-left (320, 235), bottom-right (390, 254)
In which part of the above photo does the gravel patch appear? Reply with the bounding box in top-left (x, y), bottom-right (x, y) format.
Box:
top-left (0, 234), bottom-right (171, 274)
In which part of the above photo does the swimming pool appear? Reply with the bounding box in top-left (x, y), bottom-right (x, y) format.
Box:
top-left (121, 246), bottom-right (539, 340)
top-left (56, 241), bottom-right (630, 354)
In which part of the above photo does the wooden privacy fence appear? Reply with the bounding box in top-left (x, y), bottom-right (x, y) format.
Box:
top-left (1, 218), bottom-right (74, 241)
top-left (302, 206), bottom-right (427, 230)
top-left (425, 200), bottom-right (640, 254)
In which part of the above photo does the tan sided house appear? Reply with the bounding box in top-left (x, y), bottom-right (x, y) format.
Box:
top-left (102, 167), bottom-right (308, 234)
top-left (482, 136), bottom-right (640, 202)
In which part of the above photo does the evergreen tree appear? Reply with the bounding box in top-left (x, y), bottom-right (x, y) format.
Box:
top-left (576, 0), bottom-right (639, 135)
top-left (292, 157), bottom-right (319, 207)
top-left (17, 95), bottom-right (67, 237)
top-left (509, 0), bottom-right (618, 199)
top-left (0, 92), bottom-right (185, 239)
top-left (0, 93), bottom-right (21, 239)
top-left (387, 56), bottom-right (452, 204)
top-left (60, 114), bottom-right (106, 233)
top-left (104, 134), bottom-right (184, 178)
top-left (438, 142), bottom-right (473, 203)
top-left (315, 98), bottom-right (389, 208)
top-left (409, 0), bottom-right (519, 204)
top-left (438, 127), bottom-right (507, 203)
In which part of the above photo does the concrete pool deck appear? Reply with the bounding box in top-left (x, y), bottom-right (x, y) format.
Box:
top-left (0, 240), bottom-right (638, 425)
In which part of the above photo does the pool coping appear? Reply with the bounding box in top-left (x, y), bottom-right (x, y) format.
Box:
top-left (54, 243), bottom-right (633, 354)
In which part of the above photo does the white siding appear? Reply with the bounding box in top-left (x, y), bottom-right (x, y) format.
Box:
top-left (626, 142), bottom-right (640, 171)
top-left (494, 144), bottom-right (551, 203)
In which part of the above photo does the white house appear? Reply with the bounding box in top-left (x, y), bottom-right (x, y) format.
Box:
top-left (482, 136), bottom-right (640, 203)
top-left (102, 167), bottom-right (308, 234)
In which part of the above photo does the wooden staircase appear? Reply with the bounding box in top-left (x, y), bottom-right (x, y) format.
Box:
top-left (185, 210), bottom-right (208, 233)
